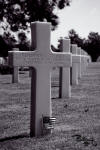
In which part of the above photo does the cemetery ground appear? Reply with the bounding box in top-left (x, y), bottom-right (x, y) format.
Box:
top-left (0, 63), bottom-right (100, 150)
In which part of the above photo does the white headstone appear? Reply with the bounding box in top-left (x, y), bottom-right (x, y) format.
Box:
top-left (81, 49), bottom-right (89, 75)
top-left (80, 49), bottom-right (84, 75)
top-left (84, 51), bottom-right (89, 68)
top-left (59, 38), bottom-right (72, 98)
top-left (77, 47), bottom-right (81, 79)
top-left (71, 44), bottom-right (79, 85)
top-left (8, 22), bottom-right (72, 137)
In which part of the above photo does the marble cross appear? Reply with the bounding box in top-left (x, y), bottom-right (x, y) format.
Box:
top-left (59, 38), bottom-right (71, 98)
top-left (71, 44), bottom-right (80, 85)
top-left (8, 22), bottom-right (72, 137)
top-left (77, 47), bottom-right (82, 78)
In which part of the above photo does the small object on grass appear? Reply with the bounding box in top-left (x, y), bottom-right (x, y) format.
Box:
top-left (92, 141), bottom-right (97, 147)
top-left (84, 108), bottom-right (89, 112)
top-left (88, 137), bottom-right (97, 146)
top-left (76, 135), bottom-right (82, 142)
top-left (72, 134), bottom-right (82, 142)
top-left (64, 104), bottom-right (68, 108)
top-left (72, 134), bottom-right (97, 147)
top-left (83, 140), bottom-right (90, 146)
top-left (88, 137), bottom-right (94, 142)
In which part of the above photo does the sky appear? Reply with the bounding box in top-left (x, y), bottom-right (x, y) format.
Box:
top-left (51, 0), bottom-right (100, 47)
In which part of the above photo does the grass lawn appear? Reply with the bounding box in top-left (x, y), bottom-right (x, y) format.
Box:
top-left (0, 63), bottom-right (100, 150)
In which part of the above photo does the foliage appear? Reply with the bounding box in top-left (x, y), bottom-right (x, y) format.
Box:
top-left (0, 31), bottom-right (17, 57)
top-left (68, 29), bottom-right (84, 48)
top-left (68, 29), bottom-right (100, 62)
top-left (84, 32), bottom-right (100, 61)
top-left (51, 44), bottom-right (59, 52)
top-left (0, 0), bottom-right (71, 32)
top-left (0, 34), bottom-right (13, 57)
top-left (57, 37), bottom-right (64, 51)
top-left (0, 0), bottom-right (71, 57)
top-left (18, 32), bottom-right (30, 51)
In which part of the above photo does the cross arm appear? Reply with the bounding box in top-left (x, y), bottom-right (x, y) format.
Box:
top-left (8, 51), bottom-right (72, 68)
top-left (50, 52), bottom-right (72, 67)
top-left (8, 51), bottom-right (42, 67)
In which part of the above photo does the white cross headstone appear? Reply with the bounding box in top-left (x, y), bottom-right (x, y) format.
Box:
top-left (80, 49), bottom-right (84, 75)
top-left (77, 47), bottom-right (81, 79)
top-left (81, 49), bottom-right (89, 75)
top-left (84, 51), bottom-right (89, 68)
top-left (71, 44), bottom-right (80, 85)
top-left (59, 38), bottom-right (71, 98)
top-left (81, 49), bottom-right (86, 75)
top-left (8, 22), bottom-right (72, 137)
top-left (88, 55), bottom-right (91, 63)
top-left (12, 48), bottom-right (19, 83)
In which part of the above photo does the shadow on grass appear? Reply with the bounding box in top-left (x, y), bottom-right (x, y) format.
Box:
top-left (0, 133), bottom-right (30, 142)
top-left (1, 82), bottom-right (12, 84)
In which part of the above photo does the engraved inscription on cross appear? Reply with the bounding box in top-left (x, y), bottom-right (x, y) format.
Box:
top-left (8, 22), bottom-right (72, 137)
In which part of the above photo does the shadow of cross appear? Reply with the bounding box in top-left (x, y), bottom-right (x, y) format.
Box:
top-left (8, 22), bottom-right (72, 137)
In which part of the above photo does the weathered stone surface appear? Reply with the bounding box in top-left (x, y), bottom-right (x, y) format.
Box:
top-left (8, 22), bottom-right (72, 137)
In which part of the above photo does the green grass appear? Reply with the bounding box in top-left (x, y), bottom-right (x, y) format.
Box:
top-left (0, 64), bottom-right (100, 150)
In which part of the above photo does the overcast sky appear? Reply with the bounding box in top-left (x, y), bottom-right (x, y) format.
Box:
top-left (51, 0), bottom-right (100, 46)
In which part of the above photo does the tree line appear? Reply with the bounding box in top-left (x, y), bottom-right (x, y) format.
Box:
top-left (68, 29), bottom-right (100, 62)
top-left (0, 0), bottom-right (71, 56)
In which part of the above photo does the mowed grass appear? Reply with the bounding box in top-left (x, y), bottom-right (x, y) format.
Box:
top-left (0, 63), bottom-right (100, 150)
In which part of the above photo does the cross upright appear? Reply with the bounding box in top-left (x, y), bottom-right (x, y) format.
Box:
top-left (59, 38), bottom-right (71, 98)
top-left (77, 47), bottom-right (82, 79)
top-left (81, 49), bottom-right (85, 75)
top-left (71, 44), bottom-right (80, 85)
top-left (8, 22), bottom-right (72, 137)
top-left (12, 48), bottom-right (19, 83)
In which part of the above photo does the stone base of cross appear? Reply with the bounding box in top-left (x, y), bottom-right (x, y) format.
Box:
top-left (8, 22), bottom-right (72, 137)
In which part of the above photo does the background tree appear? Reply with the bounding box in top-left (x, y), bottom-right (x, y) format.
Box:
top-left (68, 29), bottom-right (100, 61)
top-left (57, 37), bottom-right (65, 51)
top-left (68, 29), bottom-right (84, 48)
top-left (0, 0), bottom-right (71, 32)
top-left (0, 0), bottom-right (71, 56)
top-left (18, 32), bottom-right (30, 51)
top-left (84, 32), bottom-right (100, 62)
top-left (0, 33), bottom-right (16, 57)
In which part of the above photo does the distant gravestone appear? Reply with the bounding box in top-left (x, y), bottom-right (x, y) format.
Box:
top-left (0, 57), bottom-right (5, 65)
top-left (59, 38), bottom-right (71, 98)
top-left (84, 51), bottom-right (89, 68)
top-left (81, 49), bottom-right (86, 75)
top-left (9, 22), bottom-right (72, 137)
top-left (12, 48), bottom-right (19, 83)
top-left (71, 44), bottom-right (80, 85)
top-left (81, 49), bottom-right (89, 75)
top-left (77, 47), bottom-right (81, 78)
top-left (88, 55), bottom-right (91, 63)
